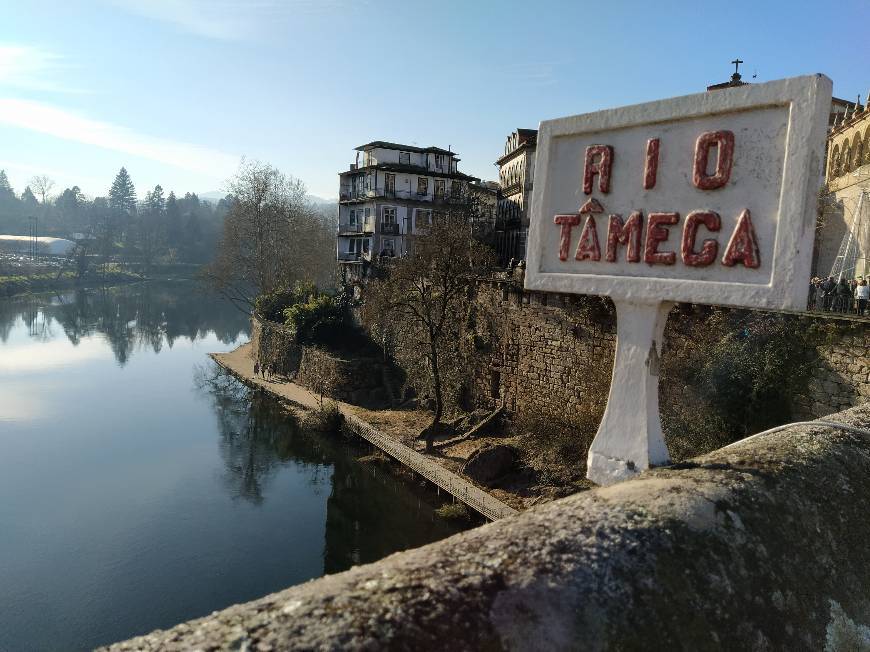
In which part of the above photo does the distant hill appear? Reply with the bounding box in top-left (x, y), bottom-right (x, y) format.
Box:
top-left (197, 191), bottom-right (336, 207)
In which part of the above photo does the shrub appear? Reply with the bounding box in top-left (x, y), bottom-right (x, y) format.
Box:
top-left (435, 502), bottom-right (470, 520)
top-left (300, 401), bottom-right (343, 434)
top-left (284, 293), bottom-right (347, 346)
top-left (255, 282), bottom-right (317, 323)
top-left (515, 410), bottom-right (601, 486)
top-left (661, 309), bottom-right (818, 460)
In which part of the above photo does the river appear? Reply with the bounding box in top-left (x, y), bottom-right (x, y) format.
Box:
top-left (0, 281), bottom-right (466, 651)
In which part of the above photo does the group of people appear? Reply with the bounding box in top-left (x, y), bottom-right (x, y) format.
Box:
top-left (809, 276), bottom-right (870, 316)
top-left (253, 360), bottom-right (278, 380)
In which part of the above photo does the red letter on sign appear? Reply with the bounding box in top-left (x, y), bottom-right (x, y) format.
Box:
top-left (693, 130), bottom-right (734, 189)
top-left (644, 212), bottom-right (678, 265)
top-left (605, 212), bottom-right (643, 263)
top-left (575, 215), bottom-right (601, 261)
top-left (643, 138), bottom-right (659, 190)
top-left (681, 211), bottom-right (721, 266)
top-left (583, 145), bottom-right (613, 194)
top-left (554, 214), bottom-right (579, 261)
top-left (722, 209), bottom-right (761, 268)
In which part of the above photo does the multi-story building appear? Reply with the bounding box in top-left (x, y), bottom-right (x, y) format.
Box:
top-left (494, 128), bottom-right (537, 264)
top-left (336, 141), bottom-right (479, 279)
top-left (816, 92), bottom-right (869, 278)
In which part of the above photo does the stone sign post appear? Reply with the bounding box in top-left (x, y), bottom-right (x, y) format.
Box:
top-left (525, 75), bottom-right (832, 485)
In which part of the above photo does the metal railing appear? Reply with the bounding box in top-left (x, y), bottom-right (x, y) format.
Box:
top-left (340, 186), bottom-right (470, 204)
top-left (337, 251), bottom-right (370, 262)
top-left (343, 413), bottom-right (518, 522)
top-left (338, 221), bottom-right (375, 233)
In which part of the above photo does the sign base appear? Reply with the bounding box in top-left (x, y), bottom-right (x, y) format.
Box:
top-left (586, 300), bottom-right (673, 485)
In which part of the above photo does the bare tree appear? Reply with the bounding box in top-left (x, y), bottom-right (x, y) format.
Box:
top-left (30, 175), bottom-right (55, 205)
top-left (363, 214), bottom-right (495, 452)
top-left (205, 160), bottom-right (336, 311)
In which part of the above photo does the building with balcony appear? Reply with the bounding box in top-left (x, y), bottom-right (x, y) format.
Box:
top-left (336, 141), bottom-right (479, 280)
top-left (494, 129), bottom-right (537, 265)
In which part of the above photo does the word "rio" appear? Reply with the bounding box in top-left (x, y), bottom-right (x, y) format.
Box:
top-left (554, 131), bottom-right (760, 269)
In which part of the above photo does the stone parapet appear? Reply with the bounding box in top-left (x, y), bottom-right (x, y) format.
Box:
top-left (104, 404), bottom-right (870, 650)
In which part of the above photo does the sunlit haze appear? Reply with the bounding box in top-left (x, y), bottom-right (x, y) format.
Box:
top-left (2, 0), bottom-right (867, 199)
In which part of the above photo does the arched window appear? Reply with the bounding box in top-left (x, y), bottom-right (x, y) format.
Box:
top-left (854, 138), bottom-right (864, 172)
top-left (864, 129), bottom-right (870, 166)
top-left (831, 144), bottom-right (841, 178)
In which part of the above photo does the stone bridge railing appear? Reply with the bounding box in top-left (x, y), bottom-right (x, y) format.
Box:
top-left (103, 403), bottom-right (870, 650)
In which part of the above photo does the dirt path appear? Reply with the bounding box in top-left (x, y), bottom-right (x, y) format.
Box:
top-left (210, 343), bottom-right (519, 519)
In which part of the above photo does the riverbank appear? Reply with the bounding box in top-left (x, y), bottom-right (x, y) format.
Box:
top-left (0, 270), bottom-right (144, 297)
top-left (211, 343), bottom-right (519, 519)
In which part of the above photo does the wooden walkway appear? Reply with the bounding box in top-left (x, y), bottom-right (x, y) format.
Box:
top-left (211, 344), bottom-right (518, 522)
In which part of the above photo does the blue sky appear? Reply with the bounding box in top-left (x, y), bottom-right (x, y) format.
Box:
top-left (1, 0), bottom-right (867, 201)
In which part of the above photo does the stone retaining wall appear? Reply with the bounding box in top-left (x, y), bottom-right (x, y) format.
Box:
top-left (795, 333), bottom-right (870, 417)
top-left (250, 316), bottom-right (387, 406)
top-left (104, 403), bottom-right (870, 650)
top-left (295, 347), bottom-right (387, 405)
top-left (467, 277), bottom-right (869, 426)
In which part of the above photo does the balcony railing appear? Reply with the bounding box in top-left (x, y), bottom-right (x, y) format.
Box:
top-left (338, 220), bottom-right (376, 234)
top-left (340, 186), bottom-right (469, 204)
top-left (380, 223), bottom-right (399, 235)
top-left (337, 251), bottom-right (371, 262)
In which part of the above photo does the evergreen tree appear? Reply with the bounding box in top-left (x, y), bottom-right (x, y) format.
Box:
top-left (0, 170), bottom-right (15, 201)
top-left (21, 186), bottom-right (38, 209)
top-left (109, 167), bottom-right (137, 214)
top-left (144, 184), bottom-right (165, 214)
top-left (165, 191), bottom-right (182, 243)
top-left (57, 186), bottom-right (86, 231)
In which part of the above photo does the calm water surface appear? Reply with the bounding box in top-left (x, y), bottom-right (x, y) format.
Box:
top-left (0, 282), bottom-right (464, 651)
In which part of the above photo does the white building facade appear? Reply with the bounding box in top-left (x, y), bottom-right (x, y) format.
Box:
top-left (336, 141), bottom-right (479, 279)
top-left (495, 129), bottom-right (537, 265)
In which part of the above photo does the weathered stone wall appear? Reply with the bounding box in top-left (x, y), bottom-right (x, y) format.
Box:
top-left (295, 347), bottom-right (387, 406)
top-left (795, 329), bottom-right (870, 417)
top-left (465, 278), bottom-right (868, 429)
top-left (104, 403), bottom-right (870, 651)
top-left (250, 316), bottom-right (388, 406)
top-left (467, 279), bottom-right (615, 429)
top-left (249, 317), bottom-right (302, 377)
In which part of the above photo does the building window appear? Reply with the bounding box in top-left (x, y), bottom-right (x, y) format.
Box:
top-left (415, 208), bottom-right (432, 227)
top-left (382, 206), bottom-right (397, 225)
top-left (382, 238), bottom-right (395, 256)
top-left (349, 209), bottom-right (357, 226)
top-left (434, 179), bottom-right (446, 198)
top-left (417, 177), bottom-right (428, 195)
top-left (451, 181), bottom-right (462, 197)
top-left (434, 154), bottom-right (444, 169)
top-left (399, 151), bottom-right (410, 165)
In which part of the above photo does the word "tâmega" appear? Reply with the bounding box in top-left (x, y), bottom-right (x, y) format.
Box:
top-left (554, 131), bottom-right (761, 269)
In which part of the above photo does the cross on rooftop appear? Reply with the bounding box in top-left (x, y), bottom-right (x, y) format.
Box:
top-left (732, 59), bottom-right (744, 74)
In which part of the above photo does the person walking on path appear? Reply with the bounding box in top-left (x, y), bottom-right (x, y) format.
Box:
top-left (822, 276), bottom-right (836, 311)
top-left (857, 279), bottom-right (869, 316)
top-left (254, 361), bottom-right (260, 377)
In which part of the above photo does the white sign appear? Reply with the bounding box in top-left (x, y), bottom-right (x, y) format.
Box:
top-left (525, 75), bottom-right (832, 485)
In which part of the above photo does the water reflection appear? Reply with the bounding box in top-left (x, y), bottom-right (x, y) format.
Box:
top-left (0, 283), bottom-right (465, 651)
top-left (196, 362), bottom-right (466, 573)
top-left (0, 281), bottom-right (249, 365)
